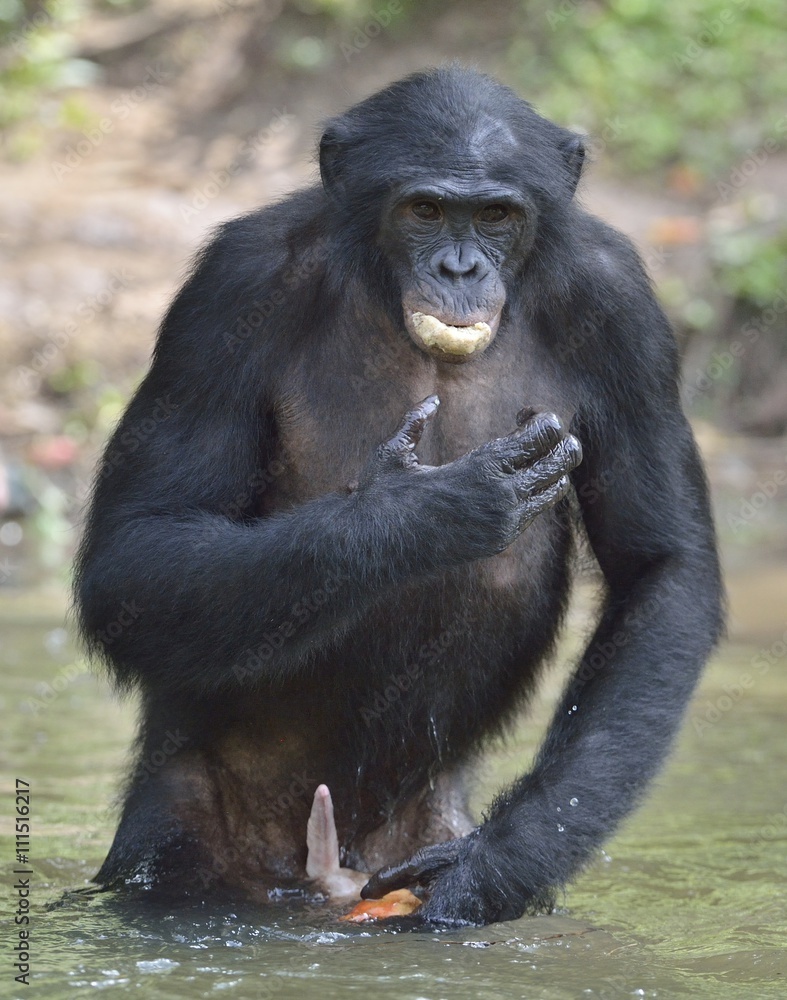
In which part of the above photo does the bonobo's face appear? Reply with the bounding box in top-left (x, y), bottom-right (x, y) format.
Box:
top-left (378, 180), bottom-right (534, 364)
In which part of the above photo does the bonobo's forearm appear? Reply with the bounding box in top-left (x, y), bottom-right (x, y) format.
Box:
top-left (482, 555), bottom-right (723, 898)
top-left (78, 484), bottom-right (452, 693)
top-left (77, 402), bottom-right (580, 694)
top-left (361, 553), bottom-right (722, 924)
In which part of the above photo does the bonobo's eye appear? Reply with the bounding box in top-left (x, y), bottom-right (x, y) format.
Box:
top-left (477, 204), bottom-right (510, 224)
top-left (410, 201), bottom-right (442, 222)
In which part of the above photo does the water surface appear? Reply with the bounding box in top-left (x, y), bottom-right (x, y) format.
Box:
top-left (1, 571), bottom-right (785, 1000)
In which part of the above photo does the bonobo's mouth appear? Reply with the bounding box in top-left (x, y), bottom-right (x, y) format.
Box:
top-left (405, 311), bottom-right (501, 363)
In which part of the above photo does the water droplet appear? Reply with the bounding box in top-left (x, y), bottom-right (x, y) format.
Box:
top-left (556, 806), bottom-right (562, 812)
top-left (572, 705), bottom-right (578, 712)
top-left (45, 627), bottom-right (68, 655)
top-left (557, 823), bottom-right (565, 832)
top-left (569, 797), bottom-right (578, 807)
top-left (0, 521), bottom-right (23, 546)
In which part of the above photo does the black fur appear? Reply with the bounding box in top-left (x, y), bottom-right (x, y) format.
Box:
top-left (74, 67), bottom-right (723, 926)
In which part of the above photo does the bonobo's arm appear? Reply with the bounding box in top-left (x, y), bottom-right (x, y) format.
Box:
top-left (77, 221), bottom-right (576, 694)
top-left (77, 364), bottom-right (580, 693)
top-left (362, 279), bottom-right (724, 926)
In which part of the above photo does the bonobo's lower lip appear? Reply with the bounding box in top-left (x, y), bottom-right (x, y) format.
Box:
top-left (405, 311), bottom-right (501, 363)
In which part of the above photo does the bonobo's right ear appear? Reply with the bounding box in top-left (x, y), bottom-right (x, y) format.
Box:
top-left (561, 134), bottom-right (586, 198)
top-left (319, 123), bottom-right (350, 199)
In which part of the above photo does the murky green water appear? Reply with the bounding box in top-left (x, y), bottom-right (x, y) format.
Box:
top-left (1, 575), bottom-right (785, 1000)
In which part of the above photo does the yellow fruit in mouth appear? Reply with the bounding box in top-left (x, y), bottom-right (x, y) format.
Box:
top-left (411, 312), bottom-right (493, 355)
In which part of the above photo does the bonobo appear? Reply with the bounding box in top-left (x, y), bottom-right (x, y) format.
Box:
top-left (75, 67), bottom-right (723, 926)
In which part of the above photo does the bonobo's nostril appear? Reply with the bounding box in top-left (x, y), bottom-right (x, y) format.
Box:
top-left (434, 244), bottom-right (486, 281)
top-left (439, 260), bottom-right (480, 280)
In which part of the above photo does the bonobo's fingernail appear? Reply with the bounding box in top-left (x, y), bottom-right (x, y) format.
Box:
top-left (516, 406), bottom-right (537, 427)
top-left (401, 396), bottom-right (439, 445)
top-left (418, 394), bottom-right (440, 416)
top-left (540, 412), bottom-right (562, 433)
top-left (564, 434), bottom-right (583, 465)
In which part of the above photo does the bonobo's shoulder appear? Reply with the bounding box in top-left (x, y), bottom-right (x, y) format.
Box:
top-left (569, 207), bottom-right (652, 292)
top-left (195, 185), bottom-right (328, 276)
top-left (561, 205), bottom-right (680, 383)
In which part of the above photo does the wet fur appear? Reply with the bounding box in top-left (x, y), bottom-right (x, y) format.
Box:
top-left (74, 68), bottom-right (723, 920)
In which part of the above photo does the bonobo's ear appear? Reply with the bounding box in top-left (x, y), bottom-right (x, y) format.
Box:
top-left (319, 124), bottom-right (350, 199)
top-left (561, 134), bottom-right (586, 197)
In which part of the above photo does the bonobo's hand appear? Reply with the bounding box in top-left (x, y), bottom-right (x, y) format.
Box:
top-left (356, 395), bottom-right (582, 567)
top-left (361, 829), bottom-right (542, 927)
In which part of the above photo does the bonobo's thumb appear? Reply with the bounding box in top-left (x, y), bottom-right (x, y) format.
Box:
top-left (374, 395), bottom-right (440, 472)
top-left (361, 839), bottom-right (463, 898)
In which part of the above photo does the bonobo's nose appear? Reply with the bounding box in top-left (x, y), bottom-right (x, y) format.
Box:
top-left (434, 244), bottom-right (488, 282)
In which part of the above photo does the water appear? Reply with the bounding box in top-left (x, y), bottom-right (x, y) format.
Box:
top-left (1, 578), bottom-right (785, 1000)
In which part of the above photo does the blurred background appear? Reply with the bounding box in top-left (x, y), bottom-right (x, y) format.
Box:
top-left (0, 0), bottom-right (786, 593)
top-left (0, 3), bottom-right (786, 996)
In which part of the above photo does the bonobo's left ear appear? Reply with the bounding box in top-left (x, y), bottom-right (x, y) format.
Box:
top-left (319, 124), bottom-right (350, 199)
top-left (561, 134), bottom-right (586, 198)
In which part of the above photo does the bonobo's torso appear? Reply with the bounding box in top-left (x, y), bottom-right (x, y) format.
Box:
top-left (141, 311), bottom-right (579, 882)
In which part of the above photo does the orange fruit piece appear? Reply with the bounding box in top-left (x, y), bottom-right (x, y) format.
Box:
top-left (340, 889), bottom-right (422, 922)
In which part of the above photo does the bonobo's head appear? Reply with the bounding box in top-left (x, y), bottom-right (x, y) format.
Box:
top-left (319, 66), bottom-right (585, 363)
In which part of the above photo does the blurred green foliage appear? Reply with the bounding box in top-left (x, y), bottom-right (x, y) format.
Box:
top-left (511, 0), bottom-right (787, 177)
top-left (710, 220), bottom-right (787, 307)
top-left (4, 0), bottom-right (785, 182)
top-left (0, 1), bottom-right (94, 130)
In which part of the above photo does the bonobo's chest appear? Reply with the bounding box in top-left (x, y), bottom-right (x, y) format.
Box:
top-left (270, 316), bottom-right (575, 506)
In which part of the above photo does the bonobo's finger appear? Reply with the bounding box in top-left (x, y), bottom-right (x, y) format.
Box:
top-left (515, 410), bottom-right (565, 459)
top-left (377, 395), bottom-right (440, 469)
top-left (361, 841), bottom-right (461, 899)
top-left (517, 475), bottom-right (571, 529)
top-left (489, 412), bottom-right (565, 472)
top-left (512, 434), bottom-right (583, 497)
top-left (516, 406), bottom-right (538, 427)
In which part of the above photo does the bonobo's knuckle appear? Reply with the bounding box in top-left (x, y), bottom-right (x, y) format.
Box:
top-left (563, 433), bottom-right (583, 467)
top-left (532, 411), bottom-right (563, 449)
top-left (398, 394), bottom-right (440, 446)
